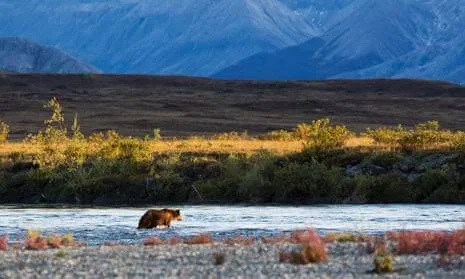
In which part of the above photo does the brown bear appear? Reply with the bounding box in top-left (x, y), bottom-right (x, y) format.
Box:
top-left (137, 208), bottom-right (182, 229)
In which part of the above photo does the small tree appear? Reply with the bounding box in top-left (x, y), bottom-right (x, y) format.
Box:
top-left (71, 113), bottom-right (84, 140)
top-left (0, 120), bottom-right (9, 143)
top-left (43, 97), bottom-right (67, 142)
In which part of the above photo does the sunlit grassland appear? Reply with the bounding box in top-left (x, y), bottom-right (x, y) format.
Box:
top-left (0, 139), bottom-right (304, 156)
top-left (0, 135), bottom-right (456, 158)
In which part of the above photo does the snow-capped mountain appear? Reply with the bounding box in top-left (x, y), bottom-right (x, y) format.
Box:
top-left (215, 0), bottom-right (465, 83)
top-left (0, 37), bottom-right (98, 74)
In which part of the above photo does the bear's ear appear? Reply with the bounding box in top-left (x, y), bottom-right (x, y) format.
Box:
top-left (176, 209), bottom-right (180, 214)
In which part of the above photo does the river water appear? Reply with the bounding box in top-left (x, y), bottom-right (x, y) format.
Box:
top-left (0, 204), bottom-right (464, 245)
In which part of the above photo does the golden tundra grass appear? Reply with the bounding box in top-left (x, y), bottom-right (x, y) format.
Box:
top-left (0, 136), bottom-right (455, 157)
top-left (0, 139), bottom-right (304, 156)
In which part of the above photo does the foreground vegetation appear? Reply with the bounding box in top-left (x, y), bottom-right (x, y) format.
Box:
top-left (2, 228), bottom-right (465, 274)
top-left (1, 98), bottom-right (465, 204)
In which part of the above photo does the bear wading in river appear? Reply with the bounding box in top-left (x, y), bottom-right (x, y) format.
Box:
top-left (137, 209), bottom-right (182, 229)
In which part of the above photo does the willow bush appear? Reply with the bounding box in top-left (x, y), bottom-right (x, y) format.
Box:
top-left (0, 120), bottom-right (9, 144)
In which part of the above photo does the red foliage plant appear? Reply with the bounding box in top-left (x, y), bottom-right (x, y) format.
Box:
top-left (26, 231), bottom-right (77, 250)
top-left (25, 230), bottom-right (48, 250)
top-left (223, 234), bottom-right (255, 246)
top-left (46, 234), bottom-right (62, 249)
top-left (391, 229), bottom-right (465, 256)
top-left (279, 229), bottom-right (328, 265)
top-left (167, 236), bottom-right (182, 245)
top-left (0, 235), bottom-right (8, 251)
top-left (262, 233), bottom-right (288, 244)
top-left (143, 237), bottom-right (164, 246)
top-left (184, 234), bottom-right (214, 245)
top-left (366, 236), bottom-right (388, 254)
top-left (103, 241), bottom-right (121, 247)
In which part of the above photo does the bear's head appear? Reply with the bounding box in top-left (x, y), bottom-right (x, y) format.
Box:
top-left (173, 209), bottom-right (182, 221)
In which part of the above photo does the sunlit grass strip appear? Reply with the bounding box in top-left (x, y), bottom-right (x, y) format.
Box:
top-left (0, 136), bottom-right (458, 157)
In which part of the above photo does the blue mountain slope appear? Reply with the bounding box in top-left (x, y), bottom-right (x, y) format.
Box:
top-left (0, 37), bottom-right (98, 74)
top-left (215, 0), bottom-right (465, 84)
top-left (0, 0), bottom-right (328, 76)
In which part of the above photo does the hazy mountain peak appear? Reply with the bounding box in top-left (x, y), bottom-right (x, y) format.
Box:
top-left (0, 37), bottom-right (98, 74)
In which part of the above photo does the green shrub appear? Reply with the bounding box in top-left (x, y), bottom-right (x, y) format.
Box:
top-left (297, 119), bottom-right (353, 150)
top-left (374, 248), bottom-right (394, 273)
top-left (369, 174), bottom-right (414, 203)
top-left (364, 152), bottom-right (402, 169)
top-left (213, 131), bottom-right (248, 140)
top-left (153, 128), bottom-right (162, 141)
top-left (350, 175), bottom-right (376, 203)
top-left (452, 131), bottom-right (465, 151)
top-left (96, 134), bottom-right (151, 162)
top-left (0, 120), bottom-right (9, 143)
top-left (270, 161), bottom-right (343, 203)
top-left (43, 97), bottom-right (67, 143)
top-left (413, 168), bottom-right (451, 201)
top-left (363, 125), bottom-right (405, 146)
top-left (365, 121), bottom-right (455, 151)
top-left (261, 129), bottom-right (294, 141)
top-left (400, 121), bottom-right (453, 151)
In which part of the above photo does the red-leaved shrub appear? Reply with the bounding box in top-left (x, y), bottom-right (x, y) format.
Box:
top-left (279, 229), bottom-right (327, 265)
top-left (143, 237), bottom-right (164, 246)
top-left (25, 230), bottom-right (48, 250)
top-left (391, 230), bottom-right (465, 256)
top-left (0, 235), bottom-right (8, 251)
top-left (184, 234), bottom-right (213, 245)
top-left (224, 234), bottom-right (254, 246)
top-left (168, 236), bottom-right (182, 245)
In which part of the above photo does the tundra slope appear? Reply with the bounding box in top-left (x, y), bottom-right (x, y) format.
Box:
top-left (1, 74), bottom-right (465, 139)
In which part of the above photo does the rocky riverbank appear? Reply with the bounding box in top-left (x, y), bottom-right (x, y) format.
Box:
top-left (0, 242), bottom-right (464, 278)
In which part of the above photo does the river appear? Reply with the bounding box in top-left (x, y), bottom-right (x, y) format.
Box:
top-left (1, 204), bottom-right (464, 245)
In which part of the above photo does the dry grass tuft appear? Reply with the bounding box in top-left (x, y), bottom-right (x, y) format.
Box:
top-left (324, 232), bottom-right (366, 243)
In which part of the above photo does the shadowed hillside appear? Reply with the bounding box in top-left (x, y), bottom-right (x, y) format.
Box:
top-left (1, 73), bottom-right (464, 139)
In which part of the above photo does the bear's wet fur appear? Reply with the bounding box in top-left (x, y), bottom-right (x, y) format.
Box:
top-left (137, 208), bottom-right (182, 229)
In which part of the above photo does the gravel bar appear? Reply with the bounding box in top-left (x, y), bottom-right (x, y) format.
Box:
top-left (0, 242), bottom-right (464, 278)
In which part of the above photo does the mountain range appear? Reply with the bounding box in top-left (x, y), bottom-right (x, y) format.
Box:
top-left (0, 37), bottom-right (98, 74)
top-left (0, 0), bottom-right (464, 83)
top-left (216, 0), bottom-right (465, 84)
